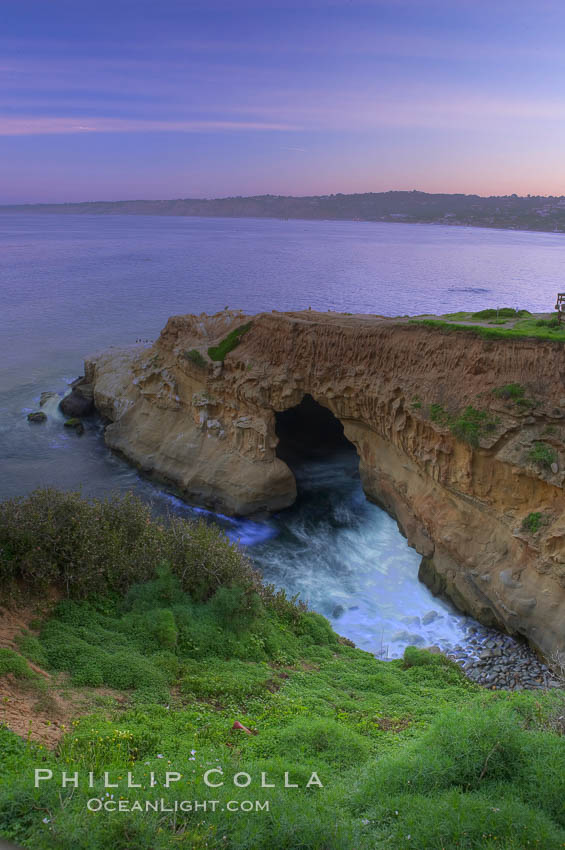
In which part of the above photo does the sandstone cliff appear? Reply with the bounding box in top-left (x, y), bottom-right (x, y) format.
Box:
top-left (85, 310), bottom-right (565, 660)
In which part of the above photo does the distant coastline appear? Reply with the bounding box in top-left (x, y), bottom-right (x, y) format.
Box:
top-left (3, 190), bottom-right (565, 235)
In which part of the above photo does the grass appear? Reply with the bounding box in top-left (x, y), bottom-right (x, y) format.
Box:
top-left (0, 648), bottom-right (36, 680)
top-left (429, 404), bottom-right (499, 447)
top-left (183, 348), bottom-right (207, 368)
top-left (429, 402), bottom-right (450, 426)
top-left (493, 383), bottom-right (526, 401)
top-left (536, 317), bottom-right (561, 329)
top-left (1, 490), bottom-right (565, 849)
top-left (471, 307), bottom-right (528, 319)
top-left (492, 383), bottom-right (537, 410)
top-left (450, 406), bottom-right (499, 446)
top-left (408, 315), bottom-right (565, 342)
top-left (528, 442), bottom-right (557, 470)
top-left (208, 321), bottom-right (252, 362)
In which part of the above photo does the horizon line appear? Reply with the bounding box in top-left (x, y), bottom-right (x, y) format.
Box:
top-left (2, 189), bottom-right (565, 206)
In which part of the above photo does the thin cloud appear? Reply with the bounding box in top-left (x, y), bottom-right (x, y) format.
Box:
top-left (0, 116), bottom-right (303, 136)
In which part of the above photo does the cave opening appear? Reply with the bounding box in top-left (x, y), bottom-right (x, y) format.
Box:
top-left (275, 393), bottom-right (357, 469)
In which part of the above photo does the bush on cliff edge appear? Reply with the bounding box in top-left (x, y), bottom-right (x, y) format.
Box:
top-left (0, 489), bottom-right (298, 621)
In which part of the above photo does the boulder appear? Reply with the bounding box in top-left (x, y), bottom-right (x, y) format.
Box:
top-left (59, 381), bottom-right (94, 417)
top-left (27, 411), bottom-right (47, 423)
top-left (422, 610), bottom-right (440, 625)
top-left (63, 418), bottom-right (84, 435)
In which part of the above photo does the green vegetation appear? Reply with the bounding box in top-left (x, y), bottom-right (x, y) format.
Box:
top-left (450, 406), bottom-right (499, 446)
top-left (0, 489), bottom-right (281, 606)
top-left (441, 309), bottom-right (532, 322)
top-left (429, 402), bottom-right (450, 426)
top-left (0, 648), bottom-right (35, 680)
top-left (471, 307), bottom-right (524, 319)
top-left (429, 404), bottom-right (499, 446)
top-left (493, 383), bottom-right (526, 400)
top-left (1, 490), bottom-right (565, 849)
top-left (14, 630), bottom-right (47, 667)
top-left (536, 317), bottom-right (561, 329)
top-left (522, 512), bottom-right (548, 534)
top-left (26, 411), bottom-right (46, 423)
top-left (208, 321), bottom-right (252, 362)
top-left (492, 384), bottom-right (526, 403)
top-left (528, 442), bottom-right (557, 470)
top-left (183, 348), bottom-right (207, 368)
top-left (409, 315), bottom-right (565, 342)
top-left (441, 311), bottom-right (470, 321)
top-left (493, 384), bottom-right (537, 411)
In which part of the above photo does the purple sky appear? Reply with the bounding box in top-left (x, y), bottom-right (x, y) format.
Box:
top-left (2, 0), bottom-right (565, 203)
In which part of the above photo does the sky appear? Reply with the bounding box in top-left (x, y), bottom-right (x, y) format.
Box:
top-left (2, 0), bottom-right (565, 203)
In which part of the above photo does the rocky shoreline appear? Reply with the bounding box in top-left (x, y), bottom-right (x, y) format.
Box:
top-left (444, 624), bottom-right (562, 690)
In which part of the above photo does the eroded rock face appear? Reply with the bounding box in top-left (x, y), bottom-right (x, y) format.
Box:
top-left (86, 310), bottom-right (565, 659)
top-left (59, 377), bottom-right (95, 418)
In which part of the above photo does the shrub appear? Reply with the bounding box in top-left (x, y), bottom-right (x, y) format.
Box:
top-left (257, 717), bottom-right (371, 768)
top-left (450, 406), bottom-right (498, 447)
top-left (124, 562), bottom-right (185, 611)
top-left (403, 646), bottom-right (454, 669)
top-left (207, 321), bottom-right (252, 361)
top-left (472, 308), bottom-right (518, 319)
top-left (528, 442), bottom-right (557, 469)
top-left (429, 403), bottom-right (450, 425)
top-left (0, 489), bottom-right (262, 603)
top-left (181, 658), bottom-right (271, 701)
top-left (183, 348), bottom-right (207, 368)
top-left (493, 383), bottom-right (525, 400)
top-left (0, 489), bottom-right (161, 594)
top-left (516, 396), bottom-right (536, 408)
top-left (0, 648), bottom-right (34, 679)
top-left (210, 584), bottom-right (263, 633)
top-left (161, 514), bottom-right (262, 602)
top-left (40, 619), bottom-right (170, 699)
top-left (536, 315), bottom-right (561, 328)
top-left (522, 512), bottom-right (546, 534)
top-left (296, 611), bottom-right (338, 646)
top-left (147, 608), bottom-right (177, 649)
top-left (14, 630), bottom-right (47, 667)
top-left (428, 404), bottom-right (498, 445)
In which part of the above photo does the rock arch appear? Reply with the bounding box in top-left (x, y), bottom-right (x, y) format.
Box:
top-left (86, 309), bottom-right (565, 659)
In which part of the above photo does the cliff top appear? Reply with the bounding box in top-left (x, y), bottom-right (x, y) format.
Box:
top-left (171, 306), bottom-right (565, 343)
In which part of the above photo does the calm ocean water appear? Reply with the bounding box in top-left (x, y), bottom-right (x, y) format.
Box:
top-left (2, 213), bottom-right (564, 654)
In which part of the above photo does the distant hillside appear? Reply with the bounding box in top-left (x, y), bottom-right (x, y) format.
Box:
top-left (3, 190), bottom-right (565, 233)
